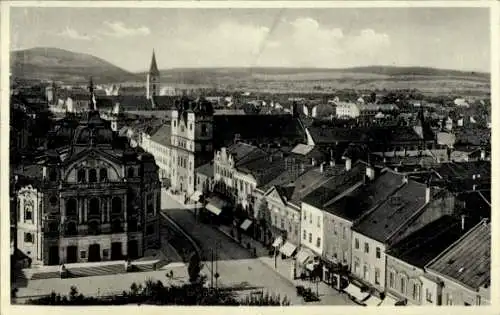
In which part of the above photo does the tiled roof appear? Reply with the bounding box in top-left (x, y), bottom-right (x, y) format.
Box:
top-left (150, 123), bottom-right (172, 147)
top-left (426, 220), bottom-right (490, 290)
top-left (196, 161), bottom-right (214, 177)
top-left (387, 215), bottom-right (467, 268)
top-left (352, 180), bottom-right (428, 243)
top-left (324, 170), bottom-right (405, 221)
top-left (289, 167), bottom-right (335, 206)
top-left (434, 161), bottom-right (490, 181)
top-left (213, 114), bottom-right (306, 149)
top-left (226, 143), bottom-right (265, 166)
top-left (237, 156), bottom-right (287, 186)
top-left (301, 162), bottom-right (366, 209)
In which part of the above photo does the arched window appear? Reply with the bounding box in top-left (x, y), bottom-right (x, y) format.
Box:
top-left (99, 168), bottom-right (108, 181)
top-left (48, 169), bottom-right (57, 182)
top-left (77, 169), bottom-right (86, 183)
top-left (112, 197), bottom-right (122, 214)
top-left (89, 198), bottom-right (100, 217)
top-left (66, 222), bottom-right (77, 236)
top-left (88, 220), bottom-right (100, 235)
top-left (66, 198), bottom-right (77, 216)
top-left (89, 169), bottom-right (97, 183)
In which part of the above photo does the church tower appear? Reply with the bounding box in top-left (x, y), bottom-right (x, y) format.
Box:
top-left (146, 50), bottom-right (160, 100)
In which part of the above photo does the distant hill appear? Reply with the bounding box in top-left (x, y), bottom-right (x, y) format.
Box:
top-left (10, 47), bottom-right (490, 95)
top-left (10, 47), bottom-right (139, 83)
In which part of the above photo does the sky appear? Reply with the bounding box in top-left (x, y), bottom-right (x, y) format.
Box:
top-left (10, 7), bottom-right (491, 73)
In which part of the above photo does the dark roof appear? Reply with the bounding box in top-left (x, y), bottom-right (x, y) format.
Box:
top-left (426, 220), bottom-right (490, 290)
top-left (353, 180), bottom-right (429, 243)
top-left (213, 114), bottom-right (306, 149)
top-left (324, 170), bottom-right (405, 221)
top-left (237, 156), bottom-right (287, 187)
top-left (288, 167), bottom-right (336, 206)
top-left (387, 215), bottom-right (467, 268)
top-left (456, 191), bottom-right (491, 220)
top-left (434, 161), bottom-right (490, 183)
top-left (196, 161), bottom-right (214, 177)
top-left (302, 162), bottom-right (366, 209)
top-left (150, 123), bottom-right (171, 147)
top-left (226, 143), bottom-right (266, 166)
top-left (149, 51), bottom-right (160, 75)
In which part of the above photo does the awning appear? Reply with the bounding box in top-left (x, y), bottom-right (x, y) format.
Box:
top-left (272, 236), bottom-right (283, 247)
top-left (364, 295), bottom-right (382, 306)
top-left (240, 219), bottom-right (253, 231)
top-left (343, 283), bottom-right (369, 302)
top-left (190, 191), bottom-right (203, 202)
top-left (279, 242), bottom-right (297, 257)
top-left (206, 203), bottom-right (222, 215)
top-left (205, 197), bottom-right (226, 216)
top-left (379, 295), bottom-right (398, 306)
top-left (296, 248), bottom-right (313, 265)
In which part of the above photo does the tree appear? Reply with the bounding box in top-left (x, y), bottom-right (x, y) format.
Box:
top-left (188, 252), bottom-right (202, 284)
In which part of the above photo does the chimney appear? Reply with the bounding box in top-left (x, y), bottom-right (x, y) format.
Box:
top-left (425, 185), bottom-right (431, 203)
top-left (461, 215), bottom-right (465, 231)
top-left (366, 165), bottom-right (375, 181)
top-left (480, 150), bottom-right (486, 160)
top-left (345, 158), bottom-right (352, 171)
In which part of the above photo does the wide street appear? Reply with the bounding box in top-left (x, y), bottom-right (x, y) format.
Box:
top-left (161, 194), bottom-right (355, 305)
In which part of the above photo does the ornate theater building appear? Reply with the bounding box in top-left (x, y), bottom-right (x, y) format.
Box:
top-left (14, 80), bottom-right (161, 266)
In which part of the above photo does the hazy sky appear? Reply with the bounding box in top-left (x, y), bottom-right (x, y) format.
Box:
top-left (10, 7), bottom-right (491, 72)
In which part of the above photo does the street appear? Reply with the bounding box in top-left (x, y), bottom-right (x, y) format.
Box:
top-left (161, 194), bottom-right (355, 305)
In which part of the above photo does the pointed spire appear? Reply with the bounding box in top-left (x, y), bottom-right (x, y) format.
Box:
top-left (149, 50), bottom-right (160, 75)
top-left (88, 76), bottom-right (96, 111)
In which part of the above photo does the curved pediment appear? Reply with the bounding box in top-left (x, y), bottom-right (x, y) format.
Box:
top-left (63, 151), bottom-right (123, 183)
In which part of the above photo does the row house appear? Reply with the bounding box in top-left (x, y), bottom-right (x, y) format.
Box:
top-left (141, 123), bottom-right (172, 184)
top-left (299, 160), bottom-right (367, 279)
top-left (317, 168), bottom-right (407, 289)
top-left (423, 220), bottom-right (490, 306)
top-left (349, 179), bottom-right (456, 302)
top-left (384, 216), bottom-right (468, 305)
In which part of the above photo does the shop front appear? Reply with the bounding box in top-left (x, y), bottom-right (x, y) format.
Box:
top-left (295, 247), bottom-right (319, 279)
top-left (322, 259), bottom-right (348, 290)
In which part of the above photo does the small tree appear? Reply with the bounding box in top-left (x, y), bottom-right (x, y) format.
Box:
top-left (188, 252), bottom-right (202, 284)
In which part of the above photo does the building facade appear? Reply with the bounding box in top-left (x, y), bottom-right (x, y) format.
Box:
top-left (15, 84), bottom-right (161, 266)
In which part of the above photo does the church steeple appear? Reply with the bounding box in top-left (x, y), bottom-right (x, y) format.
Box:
top-left (88, 76), bottom-right (97, 111)
top-left (149, 50), bottom-right (160, 76)
top-left (146, 50), bottom-right (160, 100)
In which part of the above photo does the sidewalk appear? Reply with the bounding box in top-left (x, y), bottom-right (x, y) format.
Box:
top-left (217, 225), bottom-right (354, 305)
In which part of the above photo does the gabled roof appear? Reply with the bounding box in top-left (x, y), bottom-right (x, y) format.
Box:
top-left (352, 180), bottom-right (428, 243)
top-left (150, 123), bottom-right (172, 147)
top-left (426, 220), bottom-right (490, 290)
top-left (301, 162), bottom-right (366, 209)
top-left (226, 142), bottom-right (266, 166)
top-left (324, 170), bottom-right (405, 221)
top-left (196, 161), bottom-right (214, 177)
top-left (387, 215), bottom-right (467, 268)
top-left (149, 50), bottom-right (160, 75)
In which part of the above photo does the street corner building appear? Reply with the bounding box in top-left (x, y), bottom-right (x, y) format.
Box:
top-left (13, 81), bottom-right (161, 266)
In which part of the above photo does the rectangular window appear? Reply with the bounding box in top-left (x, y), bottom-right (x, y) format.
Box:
top-left (342, 226), bottom-right (346, 239)
top-left (364, 242), bottom-right (369, 253)
top-left (475, 295), bottom-right (481, 305)
top-left (400, 277), bottom-right (406, 294)
top-left (103, 249), bottom-right (109, 258)
top-left (308, 233), bottom-right (312, 243)
top-left (363, 264), bottom-right (369, 280)
top-left (375, 268), bottom-right (380, 285)
top-left (333, 223), bottom-right (337, 235)
top-left (280, 218), bottom-right (284, 229)
top-left (309, 215), bottom-right (312, 224)
top-left (316, 237), bottom-right (321, 247)
top-left (354, 258), bottom-right (360, 274)
top-left (413, 283), bottom-right (420, 301)
top-left (425, 289), bottom-right (433, 303)
top-left (303, 211), bottom-right (306, 220)
top-left (303, 230), bottom-right (307, 240)
top-left (376, 247), bottom-right (381, 259)
top-left (80, 251), bottom-right (87, 259)
top-left (355, 238), bottom-right (359, 249)
top-left (389, 272), bottom-right (395, 288)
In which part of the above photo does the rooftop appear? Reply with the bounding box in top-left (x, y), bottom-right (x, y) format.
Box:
top-left (426, 220), bottom-right (490, 290)
top-left (301, 162), bottom-right (366, 209)
top-left (353, 180), bottom-right (429, 243)
top-left (324, 170), bottom-right (405, 221)
top-left (196, 161), bottom-right (214, 178)
top-left (149, 123), bottom-right (172, 147)
top-left (225, 142), bottom-right (267, 166)
top-left (387, 215), bottom-right (467, 268)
